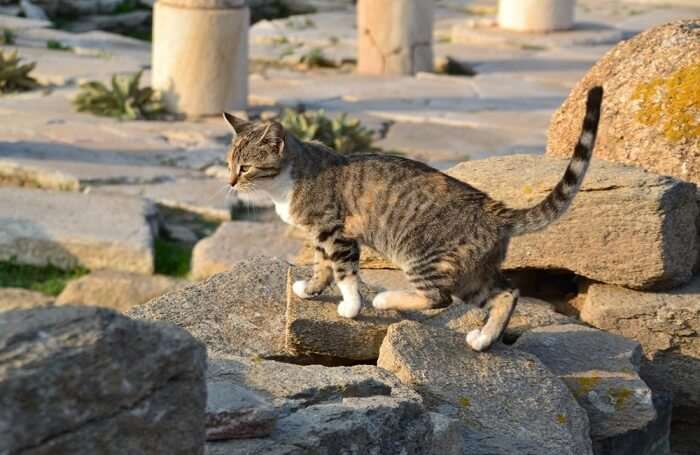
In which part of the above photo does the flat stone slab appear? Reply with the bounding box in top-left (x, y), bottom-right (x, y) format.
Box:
top-left (56, 269), bottom-right (186, 313)
top-left (0, 157), bottom-right (191, 190)
top-left (378, 321), bottom-right (593, 455)
top-left (0, 306), bottom-right (206, 454)
top-left (447, 156), bottom-right (698, 290)
top-left (206, 382), bottom-right (278, 441)
top-left (580, 278), bottom-right (700, 425)
top-left (515, 324), bottom-right (669, 455)
top-left (128, 257), bottom-right (290, 359)
top-left (92, 177), bottom-right (234, 221)
top-left (0, 288), bottom-right (53, 312)
top-left (0, 188), bottom-right (155, 274)
top-left (191, 221), bottom-right (303, 280)
top-left (206, 355), bottom-right (451, 454)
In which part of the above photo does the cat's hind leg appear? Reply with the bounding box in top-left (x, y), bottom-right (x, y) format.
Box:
top-left (372, 287), bottom-right (452, 311)
top-left (466, 286), bottom-right (519, 352)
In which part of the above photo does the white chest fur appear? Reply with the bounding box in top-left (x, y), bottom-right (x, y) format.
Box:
top-left (274, 199), bottom-right (294, 225)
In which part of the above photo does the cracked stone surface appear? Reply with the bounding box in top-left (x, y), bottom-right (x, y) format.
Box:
top-left (0, 187), bottom-right (156, 274)
top-left (205, 355), bottom-right (457, 454)
top-left (0, 305), bottom-right (207, 454)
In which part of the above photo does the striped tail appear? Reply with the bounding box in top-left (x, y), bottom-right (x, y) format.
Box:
top-left (501, 86), bottom-right (603, 236)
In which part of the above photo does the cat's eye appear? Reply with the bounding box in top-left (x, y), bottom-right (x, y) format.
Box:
top-left (239, 165), bottom-right (251, 174)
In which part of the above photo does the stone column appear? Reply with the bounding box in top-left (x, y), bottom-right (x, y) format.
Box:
top-left (357, 0), bottom-right (434, 76)
top-left (152, 0), bottom-right (249, 117)
top-left (498, 0), bottom-right (576, 32)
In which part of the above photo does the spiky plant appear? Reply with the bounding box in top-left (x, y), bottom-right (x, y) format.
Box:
top-left (73, 71), bottom-right (165, 120)
top-left (299, 48), bottom-right (335, 69)
top-left (0, 50), bottom-right (40, 94)
top-left (280, 109), bottom-right (377, 154)
top-left (0, 29), bottom-right (15, 45)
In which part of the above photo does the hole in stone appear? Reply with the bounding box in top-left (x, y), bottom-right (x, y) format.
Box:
top-left (506, 268), bottom-right (582, 317)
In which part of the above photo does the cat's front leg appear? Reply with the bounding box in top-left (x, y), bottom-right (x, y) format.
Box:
top-left (293, 245), bottom-right (333, 299)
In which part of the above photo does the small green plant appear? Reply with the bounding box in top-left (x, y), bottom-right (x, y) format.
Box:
top-left (47, 40), bottom-right (73, 51)
top-left (73, 71), bottom-right (165, 120)
top-left (299, 48), bottom-right (335, 69)
top-left (280, 109), bottom-right (376, 154)
top-left (0, 50), bottom-right (40, 94)
top-left (0, 260), bottom-right (88, 296)
top-left (0, 29), bottom-right (15, 45)
top-left (154, 238), bottom-right (192, 278)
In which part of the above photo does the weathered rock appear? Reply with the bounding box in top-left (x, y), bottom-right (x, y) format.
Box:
top-left (547, 20), bottom-right (700, 185)
top-left (498, 0), bottom-right (575, 32)
top-left (447, 156), bottom-right (697, 290)
top-left (0, 306), bottom-right (207, 454)
top-left (515, 324), bottom-right (670, 455)
top-left (128, 257), bottom-right (289, 358)
top-left (192, 221), bottom-right (303, 280)
top-left (206, 382), bottom-right (278, 441)
top-left (56, 269), bottom-right (186, 312)
top-left (0, 188), bottom-right (156, 274)
top-left (206, 355), bottom-right (446, 454)
top-left (0, 288), bottom-right (53, 312)
top-left (378, 321), bottom-right (594, 455)
top-left (285, 266), bottom-right (436, 363)
top-left (580, 280), bottom-right (700, 424)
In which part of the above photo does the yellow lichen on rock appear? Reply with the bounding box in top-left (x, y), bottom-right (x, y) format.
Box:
top-left (633, 62), bottom-right (700, 142)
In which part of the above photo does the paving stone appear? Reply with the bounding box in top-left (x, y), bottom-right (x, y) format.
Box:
top-left (0, 288), bottom-right (53, 312)
top-left (56, 269), bottom-right (186, 313)
top-left (191, 221), bottom-right (303, 280)
top-left (516, 324), bottom-right (670, 455)
top-left (378, 321), bottom-right (594, 455)
top-left (91, 177), bottom-right (234, 220)
top-left (0, 187), bottom-right (155, 274)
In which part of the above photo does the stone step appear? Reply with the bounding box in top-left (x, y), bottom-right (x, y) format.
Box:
top-left (0, 188), bottom-right (156, 274)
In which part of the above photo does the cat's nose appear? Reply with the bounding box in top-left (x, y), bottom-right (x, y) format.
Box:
top-left (229, 175), bottom-right (238, 188)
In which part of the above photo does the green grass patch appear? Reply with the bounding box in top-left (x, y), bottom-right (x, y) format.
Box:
top-left (47, 40), bottom-right (73, 51)
top-left (0, 260), bottom-right (88, 296)
top-left (1, 29), bottom-right (15, 45)
top-left (154, 238), bottom-right (192, 278)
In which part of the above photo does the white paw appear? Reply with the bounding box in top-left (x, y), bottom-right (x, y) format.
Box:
top-left (292, 280), bottom-right (311, 299)
top-left (372, 292), bottom-right (391, 310)
top-left (466, 329), bottom-right (490, 352)
top-left (337, 300), bottom-right (361, 318)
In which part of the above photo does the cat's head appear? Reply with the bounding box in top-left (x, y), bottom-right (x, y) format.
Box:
top-left (223, 113), bottom-right (286, 192)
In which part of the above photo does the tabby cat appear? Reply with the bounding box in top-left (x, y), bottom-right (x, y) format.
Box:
top-left (224, 86), bottom-right (603, 352)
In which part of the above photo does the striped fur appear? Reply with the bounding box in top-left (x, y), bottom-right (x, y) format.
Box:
top-left (224, 86), bottom-right (604, 352)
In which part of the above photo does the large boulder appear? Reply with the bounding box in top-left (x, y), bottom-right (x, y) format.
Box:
top-left (0, 188), bottom-right (156, 274)
top-left (206, 355), bottom-right (457, 454)
top-left (191, 221), bottom-right (302, 280)
top-left (56, 269), bottom-right (186, 312)
top-left (580, 279), bottom-right (700, 425)
top-left (378, 321), bottom-right (594, 455)
top-left (515, 324), bottom-right (671, 455)
top-left (128, 256), bottom-right (289, 358)
top-left (547, 20), bottom-right (700, 184)
top-left (447, 156), bottom-right (697, 290)
top-left (0, 306), bottom-right (207, 454)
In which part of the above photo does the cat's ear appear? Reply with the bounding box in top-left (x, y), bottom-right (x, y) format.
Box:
top-left (222, 112), bottom-right (250, 135)
top-left (256, 121), bottom-right (286, 155)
